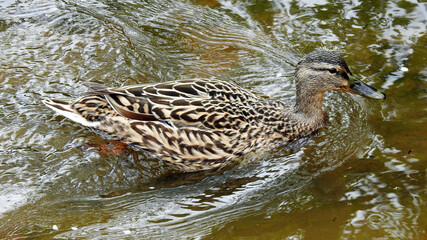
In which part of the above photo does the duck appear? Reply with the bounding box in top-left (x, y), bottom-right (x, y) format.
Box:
top-left (43, 50), bottom-right (385, 171)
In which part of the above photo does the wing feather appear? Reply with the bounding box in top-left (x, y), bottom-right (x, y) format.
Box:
top-left (83, 79), bottom-right (264, 130)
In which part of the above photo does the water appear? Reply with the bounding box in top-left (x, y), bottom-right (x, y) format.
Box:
top-left (0, 0), bottom-right (425, 239)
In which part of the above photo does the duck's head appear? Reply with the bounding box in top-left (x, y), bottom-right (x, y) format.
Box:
top-left (295, 50), bottom-right (385, 101)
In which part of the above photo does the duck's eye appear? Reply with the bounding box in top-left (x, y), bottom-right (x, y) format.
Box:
top-left (329, 68), bottom-right (337, 74)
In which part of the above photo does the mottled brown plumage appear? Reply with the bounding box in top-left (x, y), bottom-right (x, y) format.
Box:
top-left (43, 50), bottom-right (385, 171)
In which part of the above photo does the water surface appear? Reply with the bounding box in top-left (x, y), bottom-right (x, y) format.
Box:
top-left (0, 0), bottom-right (425, 239)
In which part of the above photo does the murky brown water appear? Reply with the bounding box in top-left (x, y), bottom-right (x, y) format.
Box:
top-left (0, 0), bottom-right (425, 239)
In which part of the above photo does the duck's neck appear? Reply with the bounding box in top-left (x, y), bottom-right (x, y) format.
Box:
top-left (294, 89), bottom-right (329, 128)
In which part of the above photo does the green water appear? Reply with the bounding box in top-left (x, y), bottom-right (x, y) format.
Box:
top-left (0, 0), bottom-right (425, 239)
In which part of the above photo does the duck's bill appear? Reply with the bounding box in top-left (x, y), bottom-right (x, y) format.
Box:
top-left (341, 75), bottom-right (386, 100)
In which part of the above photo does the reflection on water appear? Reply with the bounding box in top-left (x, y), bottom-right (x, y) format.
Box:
top-left (0, 0), bottom-right (425, 239)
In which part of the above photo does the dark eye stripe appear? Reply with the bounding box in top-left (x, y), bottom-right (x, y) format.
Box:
top-left (314, 67), bottom-right (350, 80)
top-left (341, 72), bottom-right (349, 80)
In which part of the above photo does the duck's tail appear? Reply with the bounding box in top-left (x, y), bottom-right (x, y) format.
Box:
top-left (43, 98), bottom-right (101, 128)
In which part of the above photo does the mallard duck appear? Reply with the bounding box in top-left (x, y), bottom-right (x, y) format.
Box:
top-left (43, 50), bottom-right (385, 171)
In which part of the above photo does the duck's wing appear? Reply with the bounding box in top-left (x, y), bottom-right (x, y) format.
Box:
top-left (83, 79), bottom-right (261, 130)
